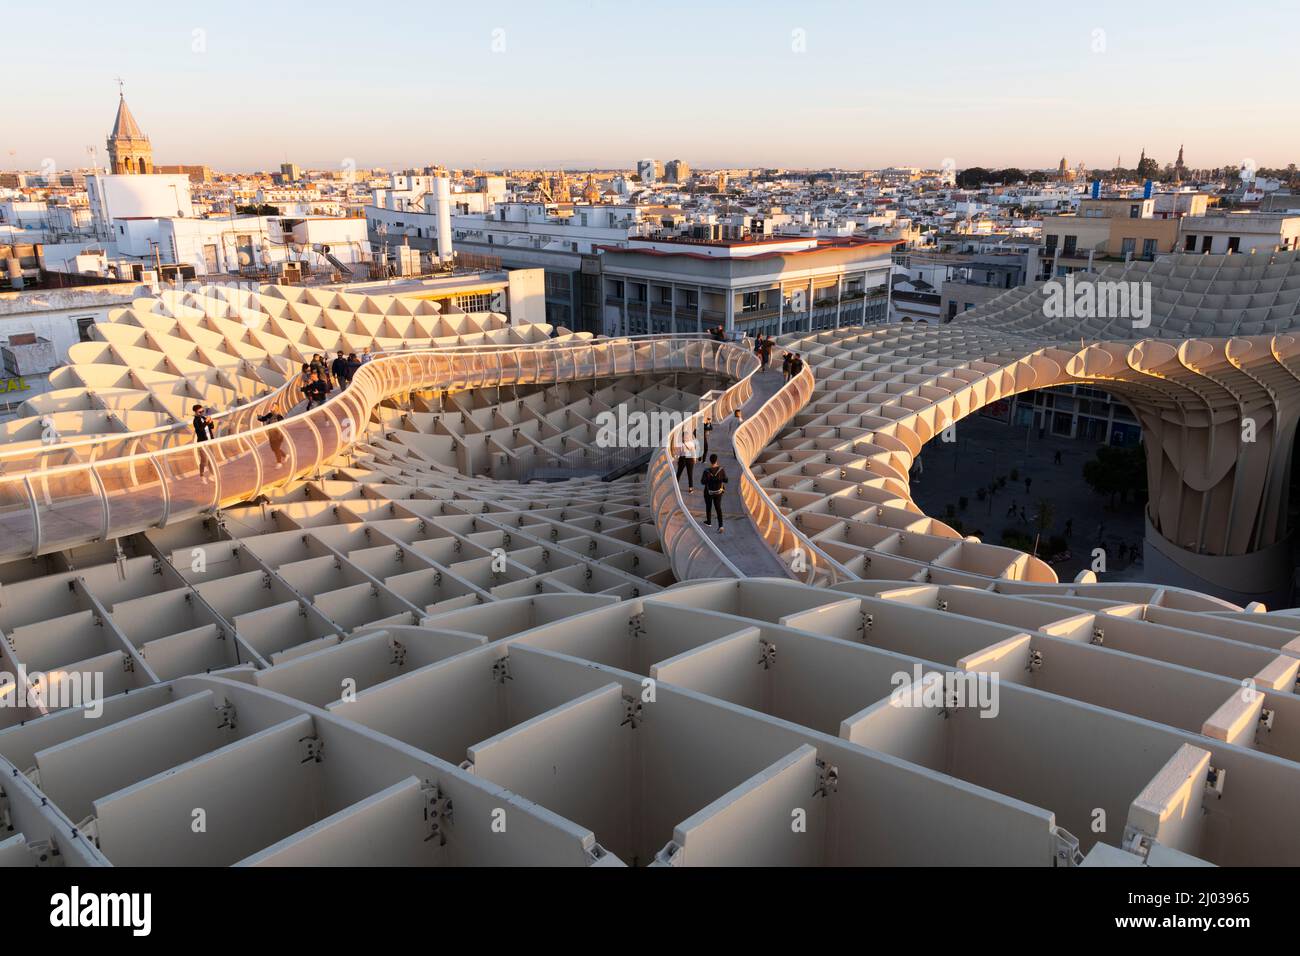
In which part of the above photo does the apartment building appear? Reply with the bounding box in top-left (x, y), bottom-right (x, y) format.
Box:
top-left (1178, 211), bottom-right (1300, 254)
top-left (449, 203), bottom-right (650, 332)
top-left (637, 158), bottom-right (664, 184)
top-left (1039, 197), bottom-right (1179, 277)
top-left (365, 173), bottom-right (631, 331)
top-left (155, 164), bottom-right (213, 183)
top-left (598, 235), bottom-right (893, 337)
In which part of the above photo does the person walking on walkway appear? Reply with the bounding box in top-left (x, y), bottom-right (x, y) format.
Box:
top-left (788, 352), bottom-right (804, 380)
top-left (310, 354), bottom-right (327, 386)
top-left (700, 416), bottom-right (712, 461)
top-left (701, 453), bottom-right (728, 533)
top-left (760, 336), bottom-right (774, 370)
top-left (331, 352), bottom-right (349, 389)
top-left (257, 411), bottom-right (288, 464)
top-left (781, 352), bottom-right (792, 381)
top-left (676, 429), bottom-right (698, 492)
top-left (345, 352), bottom-right (362, 387)
top-left (193, 404), bottom-right (216, 480)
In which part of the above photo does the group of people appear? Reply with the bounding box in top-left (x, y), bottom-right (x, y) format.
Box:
top-left (191, 402), bottom-right (290, 479)
top-left (675, 410), bottom-right (743, 533)
top-left (303, 350), bottom-right (371, 410)
top-left (753, 335), bottom-right (776, 370)
top-left (190, 347), bottom-right (380, 481)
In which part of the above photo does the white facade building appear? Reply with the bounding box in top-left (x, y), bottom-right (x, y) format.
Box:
top-left (86, 173), bottom-right (194, 235)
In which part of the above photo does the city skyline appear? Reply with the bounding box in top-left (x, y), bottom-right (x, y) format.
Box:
top-left (7, 0), bottom-right (1300, 172)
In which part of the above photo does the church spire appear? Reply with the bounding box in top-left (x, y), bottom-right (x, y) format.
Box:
top-left (106, 84), bottom-right (152, 175)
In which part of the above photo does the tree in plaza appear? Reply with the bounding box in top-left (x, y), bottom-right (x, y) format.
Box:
top-left (1082, 444), bottom-right (1147, 507)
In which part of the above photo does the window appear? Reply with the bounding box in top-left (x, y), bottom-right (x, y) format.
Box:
top-left (1045, 234), bottom-right (1058, 252)
top-left (1227, 236), bottom-right (1241, 253)
top-left (1142, 238), bottom-right (1157, 260)
top-left (631, 283), bottom-right (646, 302)
top-left (742, 291), bottom-right (760, 312)
top-left (1201, 235), bottom-right (1213, 253)
top-left (1121, 238), bottom-right (1136, 258)
top-left (544, 272), bottom-right (571, 297)
top-left (1063, 235), bottom-right (1077, 255)
top-left (1184, 234), bottom-right (1197, 251)
top-left (1129, 205), bottom-right (1140, 218)
top-left (75, 316), bottom-right (96, 342)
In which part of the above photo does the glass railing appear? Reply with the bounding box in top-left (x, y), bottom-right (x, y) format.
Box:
top-left (730, 364), bottom-right (856, 587)
top-left (0, 335), bottom-right (756, 577)
top-left (650, 340), bottom-right (759, 580)
top-left (0, 316), bottom-right (561, 473)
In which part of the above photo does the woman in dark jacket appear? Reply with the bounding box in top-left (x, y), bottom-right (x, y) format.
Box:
top-left (700, 454), bottom-right (728, 532)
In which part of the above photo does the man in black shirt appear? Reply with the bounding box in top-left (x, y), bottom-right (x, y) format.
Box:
top-left (345, 352), bottom-right (362, 386)
top-left (331, 352), bottom-right (349, 388)
top-left (700, 453), bottom-right (727, 533)
top-left (192, 404), bottom-right (215, 479)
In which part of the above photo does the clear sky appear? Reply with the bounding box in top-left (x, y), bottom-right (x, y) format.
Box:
top-left (7, 0), bottom-right (1299, 173)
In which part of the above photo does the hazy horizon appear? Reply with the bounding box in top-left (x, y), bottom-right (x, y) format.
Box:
top-left (7, 0), bottom-right (1299, 173)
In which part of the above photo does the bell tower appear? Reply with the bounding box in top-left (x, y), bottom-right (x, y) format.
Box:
top-left (106, 81), bottom-right (152, 175)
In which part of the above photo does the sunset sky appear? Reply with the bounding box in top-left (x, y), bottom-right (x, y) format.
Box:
top-left (8, 0), bottom-right (1299, 172)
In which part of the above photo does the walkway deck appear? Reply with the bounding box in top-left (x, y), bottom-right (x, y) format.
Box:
top-left (677, 366), bottom-right (791, 578)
